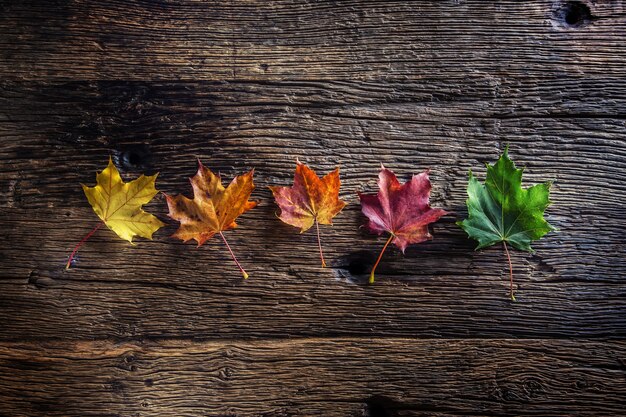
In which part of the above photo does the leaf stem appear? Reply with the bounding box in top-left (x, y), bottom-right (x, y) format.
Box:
top-left (66, 222), bottom-right (104, 269)
top-left (503, 241), bottom-right (515, 301)
top-left (219, 231), bottom-right (248, 279)
top-left (315, 219), bottom-right (326, 268)
top-left (369, 234), bottom-right (394, 284)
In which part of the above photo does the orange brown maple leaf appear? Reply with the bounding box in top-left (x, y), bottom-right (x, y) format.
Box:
top-left (165, 161), bottom-right (257, 278)
top-left (269, 160), bottom-right (346, 267)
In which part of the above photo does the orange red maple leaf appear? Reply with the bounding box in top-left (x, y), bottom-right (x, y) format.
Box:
top-left (270, 160), bottom-right (346, 267)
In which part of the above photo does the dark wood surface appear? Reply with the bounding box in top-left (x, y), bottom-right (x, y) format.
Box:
top-left (1, 1), bottom-right (625, 416)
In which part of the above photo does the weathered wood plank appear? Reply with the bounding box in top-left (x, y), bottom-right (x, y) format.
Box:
top-left (2, 251), bottom-right (625, 340)
top-left (0, 81), bottom-right (624, 339)
top-left (1, 338), bottom-right (625, 416)
top-left (1, 1), bottom-right (625, 80)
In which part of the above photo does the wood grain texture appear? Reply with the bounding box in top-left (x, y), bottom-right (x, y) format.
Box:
top-left (1, 1), bottom-right (626, 81)
top-left (1, 338), bottom-right (626, 417)
top-left (0, 81), bottom-right (624, 340)
top-left (1, 0), bottom-right (625, 415)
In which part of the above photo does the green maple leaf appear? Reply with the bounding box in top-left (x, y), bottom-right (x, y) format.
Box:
top-left (457, 146), bottom-right (555, 300)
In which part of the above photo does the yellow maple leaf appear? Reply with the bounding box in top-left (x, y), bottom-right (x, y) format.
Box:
top-left (66, 158), bottom-right (164, 268)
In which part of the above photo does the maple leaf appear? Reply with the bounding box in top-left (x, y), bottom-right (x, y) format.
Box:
top-left (269, 160), bottom-right (346, 267)
top-left (165, 160), bottom-right (257, 279)
top-left (66, 157), bottom-right (164, 269)
top-left (359, 166), bottom-right (447, 283)
top-left (457, 146), bottom-right (555, 300)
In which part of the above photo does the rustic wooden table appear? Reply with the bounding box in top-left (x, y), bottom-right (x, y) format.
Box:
top-left (1, 1), bottom-right (625, 416)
